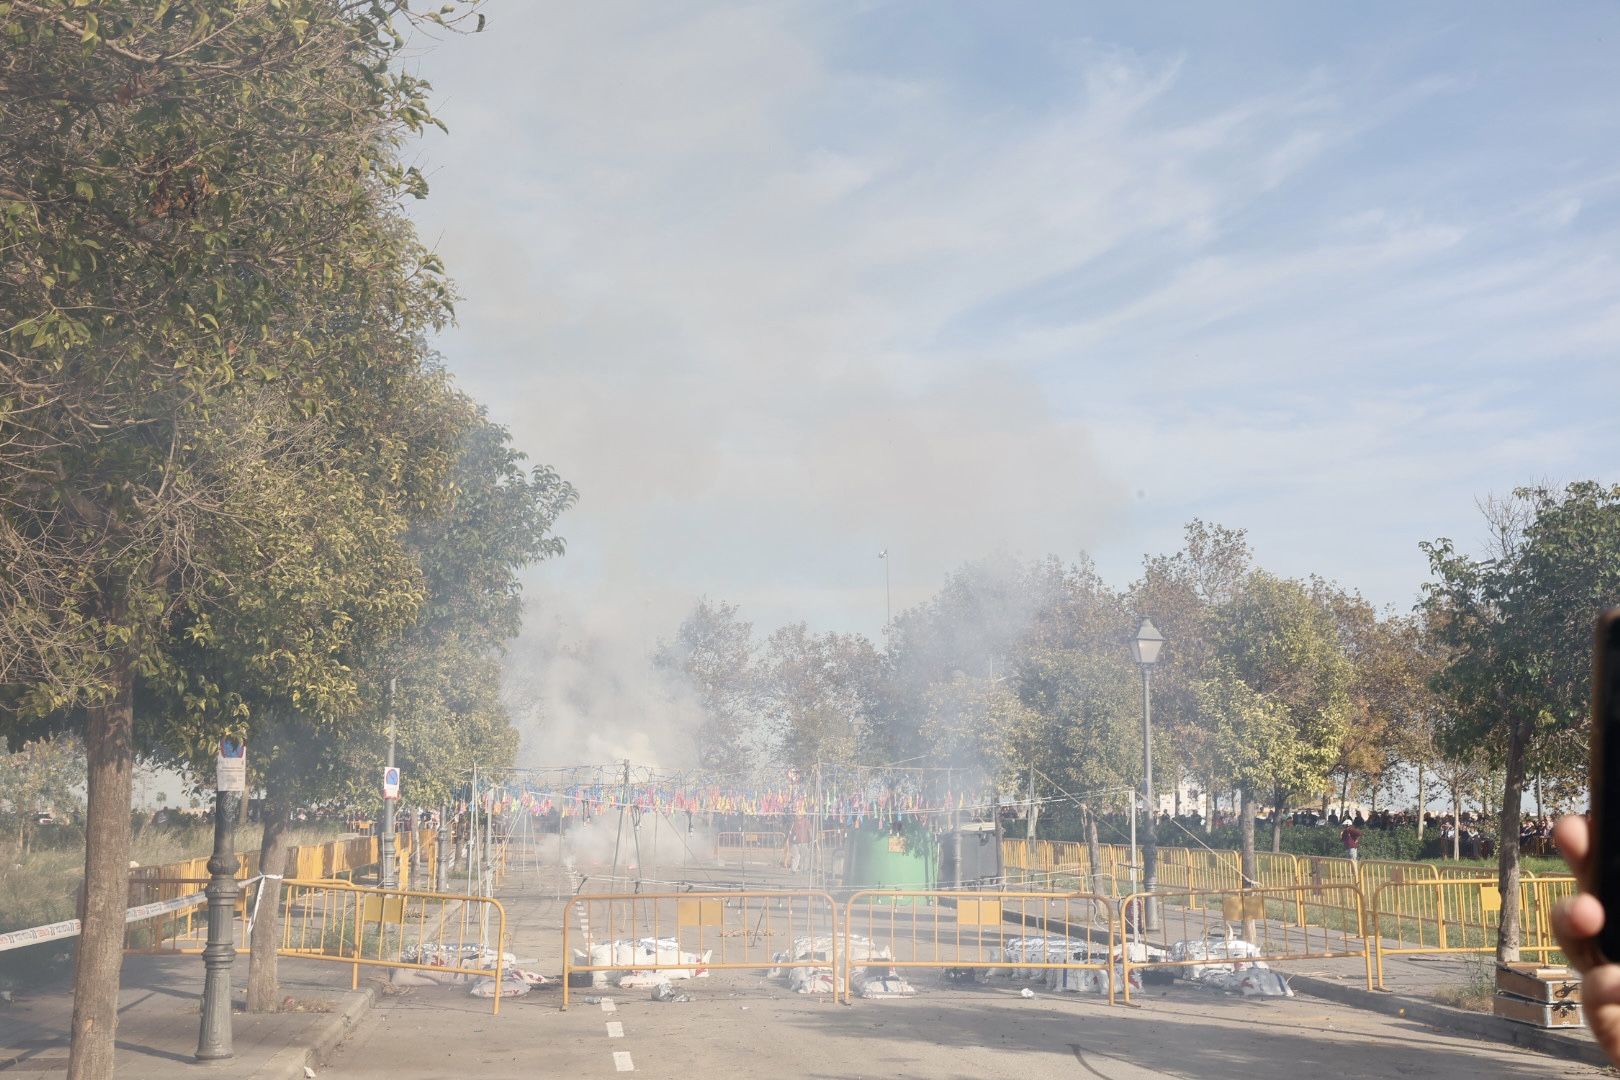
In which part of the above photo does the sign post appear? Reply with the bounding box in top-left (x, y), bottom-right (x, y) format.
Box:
top-left (381, 677), bottom-right (399, 889)
top-left (197, 738), bottom-right (244, 1061)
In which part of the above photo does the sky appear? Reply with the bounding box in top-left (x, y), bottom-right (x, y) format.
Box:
top-left (404, 1), bottom-right (1620, 650)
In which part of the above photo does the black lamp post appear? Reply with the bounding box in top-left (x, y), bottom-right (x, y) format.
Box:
top-left (195, 787), bottom-right (239, 1060)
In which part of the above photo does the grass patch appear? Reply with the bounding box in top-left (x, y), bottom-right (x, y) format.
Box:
top-left (1432, 956), bottom-right (1497, 1012)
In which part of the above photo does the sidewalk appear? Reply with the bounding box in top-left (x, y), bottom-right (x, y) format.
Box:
top-left (0, 953), bottom-right (375, 1080)
top-left (1274, 951), bottom-right (1608, 1068)
top-left (1117, 898), bottom-right (1612, 1068)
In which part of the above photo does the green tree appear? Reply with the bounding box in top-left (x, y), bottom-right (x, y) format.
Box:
top-left (0, 733), bottom-right (85, 853)
top-left (0, 3), bottom-right (479, 1072)
top-left (759, 624), bottom-right (882, 772)
top-left (655, 599), bottom-right (762, 777)
top-left (1422, 482), bottom-right (1620, 960)
top-left (1197, 572), bottom-right (1352, 881)
top-left (1129, 521), bottom-right (1254, 824)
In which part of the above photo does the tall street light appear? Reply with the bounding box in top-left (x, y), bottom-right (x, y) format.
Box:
top-left (1132, 618), bottom-right (1165, 932)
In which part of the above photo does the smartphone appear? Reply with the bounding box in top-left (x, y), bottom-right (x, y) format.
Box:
top-left (1593, 608), bottom-right (1620, 962)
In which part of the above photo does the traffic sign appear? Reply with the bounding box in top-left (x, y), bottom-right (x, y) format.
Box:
top-left (383, 766), bottom-right (400, 800)
top-left (216, 738), bottom-right (246, 793)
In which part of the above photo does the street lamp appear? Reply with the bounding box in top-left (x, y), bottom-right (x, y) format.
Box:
top-left (1132, 619), bottom-right (1164, 931)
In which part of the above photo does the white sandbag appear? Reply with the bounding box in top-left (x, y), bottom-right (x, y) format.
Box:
top-left (578, 938), bottom-right (712, 986)
top-left (855, 972), bottom-right (915, 998)
top-left (469, 973), bottom-right (530, 998)
top-left (788, 966), bottom-right (838, 994)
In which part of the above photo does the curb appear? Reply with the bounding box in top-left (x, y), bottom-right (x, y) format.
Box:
top-left (1286, 973), bottom-right (1609, 1069)
top-left (244, 986), bottom-right (377, 1080)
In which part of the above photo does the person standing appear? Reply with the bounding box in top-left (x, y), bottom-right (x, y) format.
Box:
top-left (1341, 821), bottom-right (1363, 863)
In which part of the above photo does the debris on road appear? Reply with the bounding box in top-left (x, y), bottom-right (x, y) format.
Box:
top-left (651, 979), bottom-right (693, 1002)
top-left (1167, 936), bottom-right (1294, 998)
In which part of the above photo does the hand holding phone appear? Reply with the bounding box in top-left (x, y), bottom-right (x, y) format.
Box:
top-left (1550, 609), bottom-right (1620, 1064)
top-left (1592, 608), bottom-right (1620, 962)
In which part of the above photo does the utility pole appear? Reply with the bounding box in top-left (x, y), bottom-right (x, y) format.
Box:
top-left (438, 803), bottom-right (452, 891)
top-left (381, 677), bottom-right (398, 889)
top-left (1025, 763), bottom-right (1038, 884)
top-left (609, 760), bottom-right (630, 886)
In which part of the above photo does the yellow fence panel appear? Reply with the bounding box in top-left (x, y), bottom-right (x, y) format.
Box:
top-left (844, 890), bottom-right (1118, 1004)
top-left (1367, 875), bottom-right (1573, 989)
top-left (276, 879), bottom-right (509, 1014)
top-left (1119, 885), bottom-right (1369, 1004)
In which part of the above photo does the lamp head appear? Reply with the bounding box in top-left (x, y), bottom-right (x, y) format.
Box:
top-left (1132, 618), bottom-right (1165, 666)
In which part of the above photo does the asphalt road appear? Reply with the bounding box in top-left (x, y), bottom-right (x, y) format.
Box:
top-left (321, 975), bottom-right (1607, 1080)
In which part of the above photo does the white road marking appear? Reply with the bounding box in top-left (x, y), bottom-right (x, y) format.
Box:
top-left (613, 1051), bottom-right (635, 1072)
top-left (606, 1021), bottom-right (625, 1038)
top-left (600, 999), bottom-right (617, 1013)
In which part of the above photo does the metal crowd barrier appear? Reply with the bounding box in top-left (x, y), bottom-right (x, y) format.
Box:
top-left (1366, 875), bottom-right (1573, 989)
top-left (276, 879), bottom-right (510, 1014)
top-left (561, 889), bottom-right (839, 1008)
top-left (843, 889), bottom-right (1118, 1004)
top-left (1119, 884), bottom-right (1370, 1004)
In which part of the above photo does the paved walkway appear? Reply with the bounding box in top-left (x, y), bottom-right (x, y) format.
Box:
top-left (0, 952), bottom-right (370, 1080)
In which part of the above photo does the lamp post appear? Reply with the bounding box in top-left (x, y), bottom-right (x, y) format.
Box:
top-left (1132, 618), bottom-right (1165, 932)
top-left (195, 787), bottom-right (240, 1060)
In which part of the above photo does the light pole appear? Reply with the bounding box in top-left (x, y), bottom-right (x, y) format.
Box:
top-left (1132, 618), bottom-right (1165, 931)
top-left (196, 786), bottom-right (239, 1060)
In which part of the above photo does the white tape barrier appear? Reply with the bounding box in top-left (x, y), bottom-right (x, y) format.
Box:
top-left (0, 875), bottom-right (263, 954)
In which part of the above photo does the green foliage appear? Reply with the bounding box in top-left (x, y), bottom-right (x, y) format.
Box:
top-left (0, 733), bottom-right (85, 853)
top-left (654, 599), bottom-right (763, 776)
top-left (759, 623), bottom-right (883, 772)
top-left (1197, 571), bottom-right (1352, 809)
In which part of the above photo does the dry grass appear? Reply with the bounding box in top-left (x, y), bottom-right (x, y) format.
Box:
top-left (1431, 957), bottom-right (1497, 1013)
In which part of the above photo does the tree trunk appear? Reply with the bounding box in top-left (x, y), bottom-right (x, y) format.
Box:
top-left (1085, 811), bottom-right (1104, 895)
top-left (1339, 772), bottom-right (1350, 818)
top-left (247, 801), bottom-right (292, 1012)
top-left (1239, 787), bottom-right (1258, 940)
top-left (1452, 783), bottom-right (1462, 860)
top-left (1416, 762), bottom-right (1426, 842)
top-left (1270, 792), bottom-right (1284, 854)
top-left (67, 660), bottom-right (135, 1080)
top-left (1496, 719), bottom-right (1529, 963)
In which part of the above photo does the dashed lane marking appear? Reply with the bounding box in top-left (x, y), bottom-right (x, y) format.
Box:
top-left (613, 1051), bottom-right (635, 1072)
top-left (601, 999), bottom-right (617, 1013)
top-left (606, 1021), bottom-right (625, 1038)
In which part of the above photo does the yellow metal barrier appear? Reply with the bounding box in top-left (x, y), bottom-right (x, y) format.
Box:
top-left (275, 879), bottom-right (509, 1015)
top-left (1118, 885), bottom-right (1369, 1004)
top-left (123, 876), bottom-right (250, 953)
top-left (844, 889), bottom-right (1118, 1004)
top-left (562, 890), bottom-right (838, 1008)
top-left (1367, 875), bottom-right (1572, 990)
